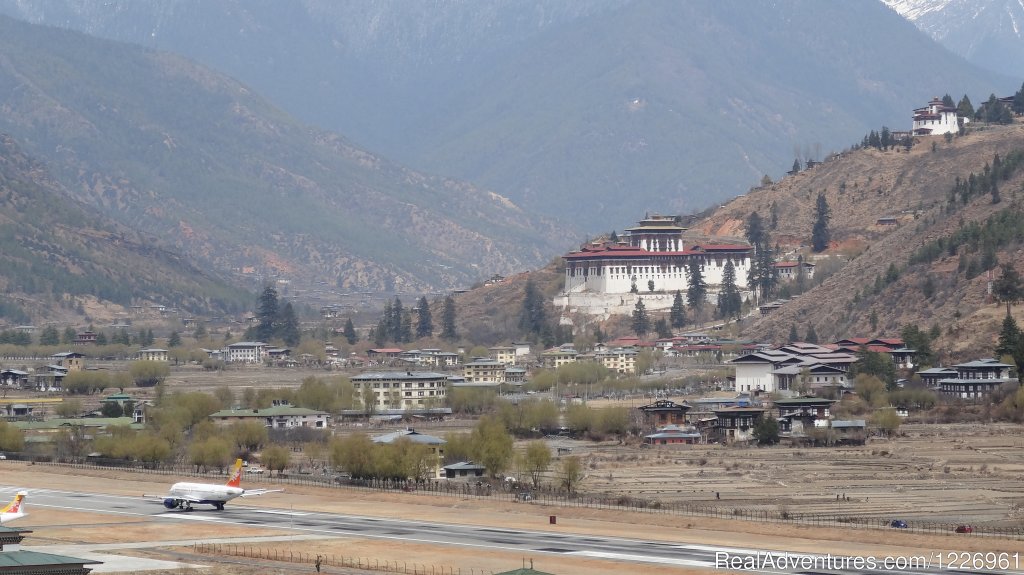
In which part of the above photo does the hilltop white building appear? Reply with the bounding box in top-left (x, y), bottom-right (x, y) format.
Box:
top-left (912, 97), bottom-right (962, 136)
top-left (554, 215), bottom-right (752, 317)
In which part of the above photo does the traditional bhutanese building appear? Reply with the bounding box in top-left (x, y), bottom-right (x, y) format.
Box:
top-left (561, 215), bottom-right (752, 296)
top-left (912, 97), bottom-right (961, 136)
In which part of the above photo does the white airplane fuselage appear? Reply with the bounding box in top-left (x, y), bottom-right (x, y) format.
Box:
top-left (0, 510), bottom-right (24, 523)
top-left (165, 482), bottom-right (244, 509)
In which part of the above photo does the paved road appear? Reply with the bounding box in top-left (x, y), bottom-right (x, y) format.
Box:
top-left (1, 485), bottom-right (1017, 574)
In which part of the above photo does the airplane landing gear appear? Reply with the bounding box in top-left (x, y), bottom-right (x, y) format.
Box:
top-left (214, 502), bottom-right (225, 511)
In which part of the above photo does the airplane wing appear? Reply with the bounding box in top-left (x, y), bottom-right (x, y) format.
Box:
top-left (143, 493), bottom-right (205, 503)
top-left (239, 489), bottom-right (284, 497)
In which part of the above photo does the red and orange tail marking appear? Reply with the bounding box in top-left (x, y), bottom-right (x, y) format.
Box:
top-left (225, 459), bottom-right (243, 488)
top-left (1, 492), bottom-right (25, 514)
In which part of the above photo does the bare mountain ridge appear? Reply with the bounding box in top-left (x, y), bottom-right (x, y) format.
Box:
top-left (698, 122), bottom-right (1024, 358)
top-left (0, 15), bottom-right (565, 293)
top-left (0, 0), bottom-right (1013, 232)
top-left (0, 134), bottom-right (250, 322)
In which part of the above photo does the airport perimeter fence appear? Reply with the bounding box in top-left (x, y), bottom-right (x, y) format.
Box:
top-left (38, 460), bottom-right (1024, 541)
top-left (193, 541), bottom-right (492, 574)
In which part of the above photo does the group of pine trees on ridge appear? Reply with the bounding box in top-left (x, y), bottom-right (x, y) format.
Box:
top-left (369, 295), bottom-right (458, 346)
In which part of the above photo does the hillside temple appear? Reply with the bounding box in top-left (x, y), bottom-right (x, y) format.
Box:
top-left (912, 97), bottom-right (963, 136)
top-left (554, 215), bottom-right (752, 317)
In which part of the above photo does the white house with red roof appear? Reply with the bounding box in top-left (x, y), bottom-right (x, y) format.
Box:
top-left (773, 260), bottom-right (815, 281)
top-left (555, 215), bottom-right (752, 316)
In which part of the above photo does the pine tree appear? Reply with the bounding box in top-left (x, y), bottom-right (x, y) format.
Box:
top-left (654, 317), bottom-right (672, 338)
top-left (1014, 81), bottom-right (1024, 115)
top-left (993, 261), bottom-right (1023, 315)
top-left (788, 324), bottom-right (799, 342)
top-left (380, 300), bottom-right (394, 343)
top-left (791, 158), bottom-right (802, 173)
top-left (343, 318), bottom-right (358, 345)
top-left (256, 285), bottom-right (280, 342)
top-left (440, 296), bottom-right (457, 341)
top-left (748, 243), bottom-right (778, 301)
top-left (278, 302), bottom-right (300, 346)
top-left (669, 290), bottom-right (687, 329)
top-left (716, 259), bottom-right (742, 319)
top-left (389, 298), bottom-right (404, 343)
top-left (519, 279), bottom-right (547, 336)
top-left (168, 331), bottom-right (182, 347)
top-left (609, 231), bottom-right (619, 243)
top-left (805, 325), bottom-right (818, 344)
top-left (996, 313), bottom-right (1020, 359)
top-left (400, 309), bottom-right (413, 343)
top-left (96, 331), bottom-right (108, 346)
top-left (631, 299), bottom-right (650, 337)
top-left (811, 192), bottom-right (831, 252)
top-left (746, 212), bottom-right (765, 247)
top-left (416, 296), bottom-right (433, 339)
top-left (686, 259), bottom-right (707, 312)
top-left (62, 327), bottom-right (77, 345)
top-left (957, 94), bottom-right (975, 119)
top-left (942, 93), bottom-right (955, 107)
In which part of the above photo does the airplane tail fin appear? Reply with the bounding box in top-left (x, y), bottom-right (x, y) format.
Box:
top-left (1, 491), bottom-right (26, 515)
top-left (226, 458), bottom-right (243, 488)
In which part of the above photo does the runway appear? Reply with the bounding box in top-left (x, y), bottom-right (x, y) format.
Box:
top-left (1, 485), bottom-right (1017, 574)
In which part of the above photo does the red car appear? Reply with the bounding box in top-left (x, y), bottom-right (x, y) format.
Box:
top-left (955, 525), bottom-right (974, 533)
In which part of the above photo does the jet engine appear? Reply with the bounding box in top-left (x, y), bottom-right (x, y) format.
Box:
top-left (163, 498), bottom-right (178, 509)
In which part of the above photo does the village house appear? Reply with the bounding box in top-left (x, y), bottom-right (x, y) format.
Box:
top-left (51, 351), bottom-right (86, 371)
top-left (593, 347), bottom-right (637, 374)
top-left (711, 406), bottom-right (766, 444)
top-left (937, 358), bottom-right (1016, 400)
top-left (366, 348), bottom-right (404, 363)
top-left (463, 358), bottom-right (507, 384)
top-left (503, 367), bottom-right (527, 384)
top-left (225, 341), bottom-right (267, 364)
top-left (350, 371), bottom-right (448, 411)
top-left (73, 331), bottom-right (97, 345)
top-left (489, 346), bottom-right (517, 366)
top-left (828, 419), bottom-right (867, 445)
top-left (373, 429), bottom-right (446, 479)
top-left (209, 405), bottom-right (331, 429)
top-left (442, 461), bottom-right (486, 479)
top-left (541, 345), bottom-right (579, 369)
top-left (511, 342), bottom-right (532, 362)
top-left (135, 348), bottom-right (169, 362)
top-left (773, 260), bottom-right (815, 281)
top-left (637, 399), bottom-right (691, 429)
top-left (773, 397), bottom-right (836, 436)
top-left (644, 423), bottom-right (702, 446)
top-left (916, 366), bottom-right (957, 388)
top-left (0, 369), bottom-right (29, 389)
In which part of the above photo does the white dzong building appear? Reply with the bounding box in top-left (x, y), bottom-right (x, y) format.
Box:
top-left (555, 215), bottom-right (752, 318)
top-left (912, 97), bottom-right (960, 136)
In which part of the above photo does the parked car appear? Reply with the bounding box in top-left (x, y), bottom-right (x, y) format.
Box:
top-left (890, 519), bottom-right (908, 529)
top-left (955, 525), bottom-right (974, 533)
top-left (245, 467), bottom-right (264, 474)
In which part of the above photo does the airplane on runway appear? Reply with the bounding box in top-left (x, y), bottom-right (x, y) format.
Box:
top-left (147, 459), bottom-right (281, 511)
top-left (0, 491), bottom-right (27, 523)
